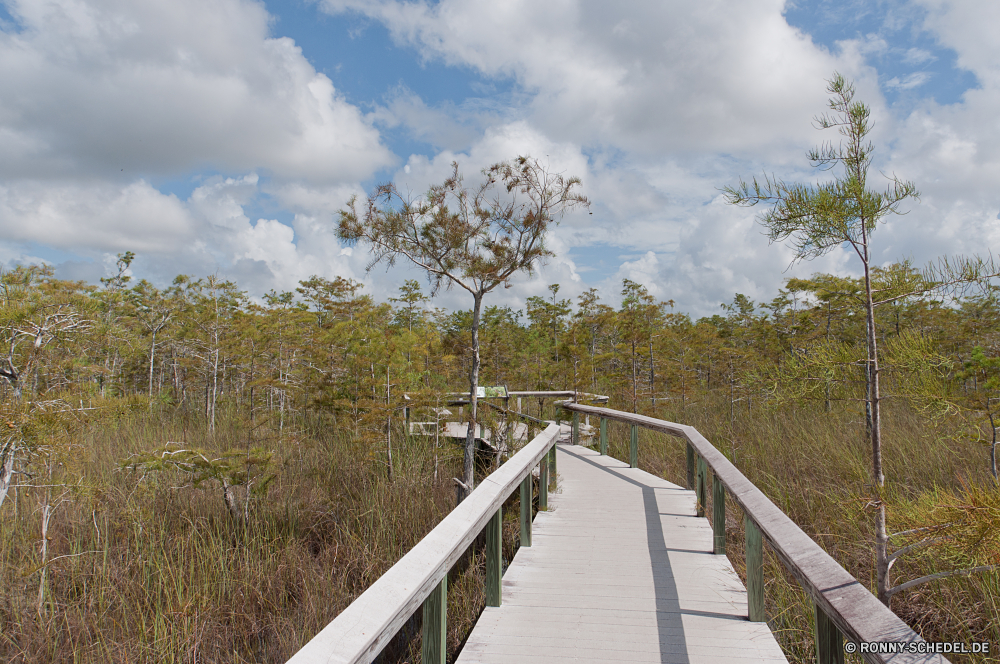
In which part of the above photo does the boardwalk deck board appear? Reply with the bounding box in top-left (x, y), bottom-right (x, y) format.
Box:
top-left (456, 444), bottom-right (788, 664)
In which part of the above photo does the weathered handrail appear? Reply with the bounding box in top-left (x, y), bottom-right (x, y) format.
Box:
top-left (480, 399), bottom-right (551, 427)
top-left (444, 390), bottom-right (609, 402)
top-left (561, 402), bottom-right (948, 664)
top-left (288, 423), bottom-right (561, 664)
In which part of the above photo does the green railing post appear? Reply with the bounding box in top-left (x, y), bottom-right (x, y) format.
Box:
top-left (421, 576), bottom-right (447, 664)
top-left (629, 423), bottom-right (638, 468)
top-left (814, 603), bottom-right (844, 664)
top-left (696, 455), bottom-right (707, 518)
top-left (745, 515), bottom-right (764, 622)
top-left (599, 417), bottom-right (608, 456)
top-left (686, 442), bottom-right (694, 490)
top-left (486, 507), bottom-right (502, 607)
top-left (519, 475), bottom-right (532, 547)
top-left (539, 457), bottom-right (548, 510)
top-left (712, 473), bottom-right (726, 554)
top-left (548, 445), bottom-right (557, 489)
top-left (572, 411), bottom-right (579, 445)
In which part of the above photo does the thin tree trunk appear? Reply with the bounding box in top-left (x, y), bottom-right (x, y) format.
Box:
top-left (37, 501), bottom-right (52, 615)
top-left (461, 292), bottom-right (484, 502)
top-left (434, 398), bottom-right (440, 482)
top-left (649, 336), bottom-right (655, 406)
top-left (148, 330), bottom-right (156, 397)
top-left (861, 226), bottom-right (890, 607)
top-left (37, 461), bottom-right (53, 616)
top-left (989, 412), bottom-right (998, 486)
top-left (0, 440), bottom-right (15, 511)
top-left (386, 365), bottom-right (393, 482)
top-left (631, 339), bottom-right (638, 413)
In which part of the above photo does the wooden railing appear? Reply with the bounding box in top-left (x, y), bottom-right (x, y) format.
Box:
top-left (287, 422), bottom-right (561, 664)
top-left (560, 402), bottom-right (949, 664)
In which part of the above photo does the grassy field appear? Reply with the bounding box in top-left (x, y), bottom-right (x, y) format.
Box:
top-left (1, 397), bottom-right (997, 663)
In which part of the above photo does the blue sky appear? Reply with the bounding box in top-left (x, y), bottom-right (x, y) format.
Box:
top-left (0, 0), bottom-right (997, 316)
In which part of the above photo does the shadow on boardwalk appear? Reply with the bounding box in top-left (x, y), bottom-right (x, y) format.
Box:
top-left (456, 444), bottom-right (786, 664)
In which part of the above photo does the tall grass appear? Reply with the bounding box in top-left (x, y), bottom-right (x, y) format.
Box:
top-left (0, 404), bottom-right (501, 663)
top-left (2, 395), bottom-right (996, 663)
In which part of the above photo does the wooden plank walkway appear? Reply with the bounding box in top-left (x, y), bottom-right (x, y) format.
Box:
top-left (409, 422), bottom-right (531, 444)
top-left (457, 442), bottom-right (788, 664)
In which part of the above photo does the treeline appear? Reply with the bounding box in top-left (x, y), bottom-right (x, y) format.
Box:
top-left (4, 255), bottom-right (1000, 433)
top-left (3, 252), bottom-right (1000, 484)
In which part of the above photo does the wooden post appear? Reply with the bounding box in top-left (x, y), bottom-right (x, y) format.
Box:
top-left (548, 445), bottom-right (557, 489)
top-left (517, 397), bottom-right (522, 414)
top-left (696, 455), bottom-right (707, 518)
top-left (814, 603), bottom-right (844, 664)
top-left (686, 442), bottom-right (694, 490)
top-left (629, 423), bottom-right (638, 468)
top-left (572, 411), bottom-right (579, 445)
top-left (486, 507), bottom-right (502, 607)
top-left (519, 475), bottom-right (532, 547)
top-left (421, 576), bottom-right (447, 664)
top-left (745, 514), bottom-right (764, 622)
top-left (712, 473), bottom-right (726, 555)
top-left (599, 417), bottom-right (608, 456)
top-left (539, 457), bottom-right (548, 510)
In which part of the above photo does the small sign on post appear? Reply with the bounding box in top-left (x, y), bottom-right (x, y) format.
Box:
top-left (477, 386), bottom-right (508, 398)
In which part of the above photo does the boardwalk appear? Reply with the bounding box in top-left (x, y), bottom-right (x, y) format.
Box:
top-left (457, 442), bottom-right (788, 664)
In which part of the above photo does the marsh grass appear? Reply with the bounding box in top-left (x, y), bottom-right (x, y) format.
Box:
top-left (0, 403), bottom-right (500, 663)
top-left (2, 394), bottom-right (996, 663)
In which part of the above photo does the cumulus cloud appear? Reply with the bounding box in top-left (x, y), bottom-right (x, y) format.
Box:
top-left (311, 0), bottom-right (895, 318)
top-left (0, 0), bottom-right (393, 182)
top-left (322, 0), bottom-right (846, 158)
top-left (4, 0), bottom-right (997, 321)
top-left (0, 178), bottom-right (192, 252)
top-left (0, 0), bottom-right (399, 299)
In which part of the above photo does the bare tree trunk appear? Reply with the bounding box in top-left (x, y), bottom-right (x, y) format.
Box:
top-left (386, 365), bottom-right (393, 482)
top-left (0, 440), bottom-right (15, 511)
top-left (148, 330), bottom-right (156, 397)
top-left (460, 292), bottom-right (484, 502)
top-left (37, 461), bottom-right (53, 616)
top-left (649, 336), bottom-right (655, 407)
top-left (862, 227), bottom-right (890, 607)
top-left (631, 339), bottom-right (638, 413)
top-left (989, 413), bottom-right (998, 486)
top-left (37, 502), bottom-right (52, 615)
top-left (434, 398), bottom-right (440, 482)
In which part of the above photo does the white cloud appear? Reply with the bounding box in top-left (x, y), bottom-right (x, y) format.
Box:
top-left (5, 0), bottom-right (998, 321)
top-left (903, 47), bottom-right (935, 65)
top-left (321, 0), bottom-right (848, 158)
top-left (0, 0), bottom-right (393, 182)
top-left (0, 178), bottom-right (192, 252)
top-left (886, 72), bottom-right (931, 90)
top-left (0, 0), bottom-right (401, 299)
top-left (916, 0), bottom-right (1000, 86)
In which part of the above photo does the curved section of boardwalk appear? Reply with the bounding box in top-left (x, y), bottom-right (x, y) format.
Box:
top-left (457, 443), bottom-right (788, 664)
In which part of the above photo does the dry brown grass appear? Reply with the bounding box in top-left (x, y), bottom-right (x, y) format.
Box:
top-left (0, 404), bottom-right (518, 663)
top-left (2, 394), bottom-right (996, 663)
